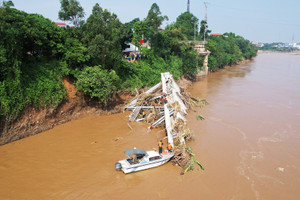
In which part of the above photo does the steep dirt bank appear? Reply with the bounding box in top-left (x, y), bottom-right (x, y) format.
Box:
top-left (0, 76), bottom-right (192, 146)
top-left (0, 78), bottom-right (130, 145)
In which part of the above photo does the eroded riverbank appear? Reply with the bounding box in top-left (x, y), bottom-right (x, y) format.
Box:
top-left (0, 76), bottom-right (192, 146)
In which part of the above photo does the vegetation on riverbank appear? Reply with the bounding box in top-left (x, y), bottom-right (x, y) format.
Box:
top-left (259, 43), bottom-right (299, 52)
top-left (0, 1), bottom-right (257, 133)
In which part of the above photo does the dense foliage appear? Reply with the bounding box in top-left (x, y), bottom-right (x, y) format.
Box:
top-left (0, 6), bottom-right (67, 120)
top-left (175, 12), bottom-right (198, 41)
top-left (75, 66), bottom-right (119, 104)
top-left (0, 1), bottom-right (257, 121)
top-left (206, 32), bottom-right (257, 71)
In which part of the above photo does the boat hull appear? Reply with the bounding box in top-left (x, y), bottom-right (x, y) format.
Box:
top-left (118, 153), bottom-right (173, 174)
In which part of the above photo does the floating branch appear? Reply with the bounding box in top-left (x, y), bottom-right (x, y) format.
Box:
top-left (196, 115), bottom-right (205, 120)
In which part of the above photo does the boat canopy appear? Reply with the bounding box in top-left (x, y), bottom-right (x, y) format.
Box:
top-left (124, 149), bottom-right (147, 156)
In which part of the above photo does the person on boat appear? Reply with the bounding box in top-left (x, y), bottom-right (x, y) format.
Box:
top-left (158, 140), bottom-right (163, 154)
top-left (167, 143), bottom-right (172, 152)
top-left (163, 97), bottom-right (168, 104)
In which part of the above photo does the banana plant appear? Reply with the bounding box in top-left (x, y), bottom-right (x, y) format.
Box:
top-left (184, 146), bottom-right (205, 173)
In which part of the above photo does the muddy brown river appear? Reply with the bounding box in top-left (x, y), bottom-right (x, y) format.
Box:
top-left (1, 52), bottom-right (300, 200)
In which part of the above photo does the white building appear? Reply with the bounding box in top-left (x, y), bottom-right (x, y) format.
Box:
top-left (251, 41), bottom-right (264, 47)
top-left (292, 43), bottom-right (300, 49)
top-left (122, 43), bottom-right (140, 55)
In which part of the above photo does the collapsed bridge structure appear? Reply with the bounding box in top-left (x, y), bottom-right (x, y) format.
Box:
top-left (124, 72), bottom-right (205, 173)
top-left (125, 72), bottom-right (189, 148)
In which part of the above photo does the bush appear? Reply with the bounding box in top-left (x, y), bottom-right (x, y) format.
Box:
top-left (76, 65), bottom-right (119, 103)
top-left (22, 60), bottom-right (66, 108)
top-left (0, 60), bottom-right (66, 118)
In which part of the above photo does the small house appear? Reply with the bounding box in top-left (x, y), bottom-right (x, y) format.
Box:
top-left (55, 22), bottom-right (67, 28)
top-left (122, 43), bottom-right (141, 60)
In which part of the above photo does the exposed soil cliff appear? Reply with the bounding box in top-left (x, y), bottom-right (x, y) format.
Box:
top-left (0, 77), bottom-right (130, 145)
top-left (0, 76), bottom-right (192, 146)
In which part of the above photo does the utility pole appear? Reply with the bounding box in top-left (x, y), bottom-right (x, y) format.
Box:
top-left (194, 22), bottom-right (196, 41)
top-left (204, 2), bottom-right (209, 22)
top-left (203, 2), bottom-right (209, 41)
top-left (187, 0), bottom-right (190, 13)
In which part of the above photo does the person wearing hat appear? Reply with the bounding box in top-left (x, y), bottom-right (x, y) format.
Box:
top-left (167, 143), bottom-right (172, 152)
top-left (158, 140), bottom-right (163, 154)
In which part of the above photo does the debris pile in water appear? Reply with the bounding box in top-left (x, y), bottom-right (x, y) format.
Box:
top-left (125, 72), bottom-right (207, 173)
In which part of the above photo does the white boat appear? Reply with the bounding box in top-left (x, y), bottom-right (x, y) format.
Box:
top-left (115, 148), bottom-right (174, 174)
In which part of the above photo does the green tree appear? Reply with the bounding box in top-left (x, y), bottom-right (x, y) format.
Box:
top-left (125, 18), bottom-right (140, 29)
top-left (150, 24), bottom-right (185, 59)
top-left (132, 20), bottom-right (150, 47)
top-left (0, 6), bottom-right (66, 119)
top-left (58, 0), bottom-right (84, 27)
top-left (164, 24), bottom-right (187, 54)
top-left (0, 7), bottom-right (65, 78)
top-left (132, 3), bottom-right (168, 47)
top-left (205, 32), bottom-right (257, 71)
top-left (75, 66), bottom-right (119, 104)
top-left (123, 18), bottom-right (140, 49)
top-left (199, 20), bottom-right (211, 41)
top-left (0, 0), bottom-right (14, 8)
top-left (175, 12), bottom-right (198, 41)
top-left (146, 3), bottom-right (168, 33)
top-left (63, 37), bottom-right (89, 69)
top-left (82, 3), bottom-right (124, 70)
top-left (233, 35), bottom-right (257, 59)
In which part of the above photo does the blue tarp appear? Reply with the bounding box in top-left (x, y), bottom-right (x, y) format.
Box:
top-left (124, 149), bottom-right (147, 156)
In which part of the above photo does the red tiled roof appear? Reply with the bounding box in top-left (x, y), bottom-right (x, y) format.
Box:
top-left (210, 33), bottom-right (222, 36)
top-left (55, 22), bottom-right (66, 26)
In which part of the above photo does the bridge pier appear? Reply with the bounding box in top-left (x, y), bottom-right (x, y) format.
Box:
top-left (193, 41), bottom-right (210, 80)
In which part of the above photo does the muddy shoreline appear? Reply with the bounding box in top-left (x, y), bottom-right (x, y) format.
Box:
top-left (0, 58), bottom-right (253, 146)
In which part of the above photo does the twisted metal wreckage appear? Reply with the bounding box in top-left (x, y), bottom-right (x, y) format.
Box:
top-left (115, 72), bottom-right (204, 174)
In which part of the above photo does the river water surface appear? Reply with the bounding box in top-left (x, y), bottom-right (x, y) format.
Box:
top-left (1, 52), bottom-right (300, 200)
